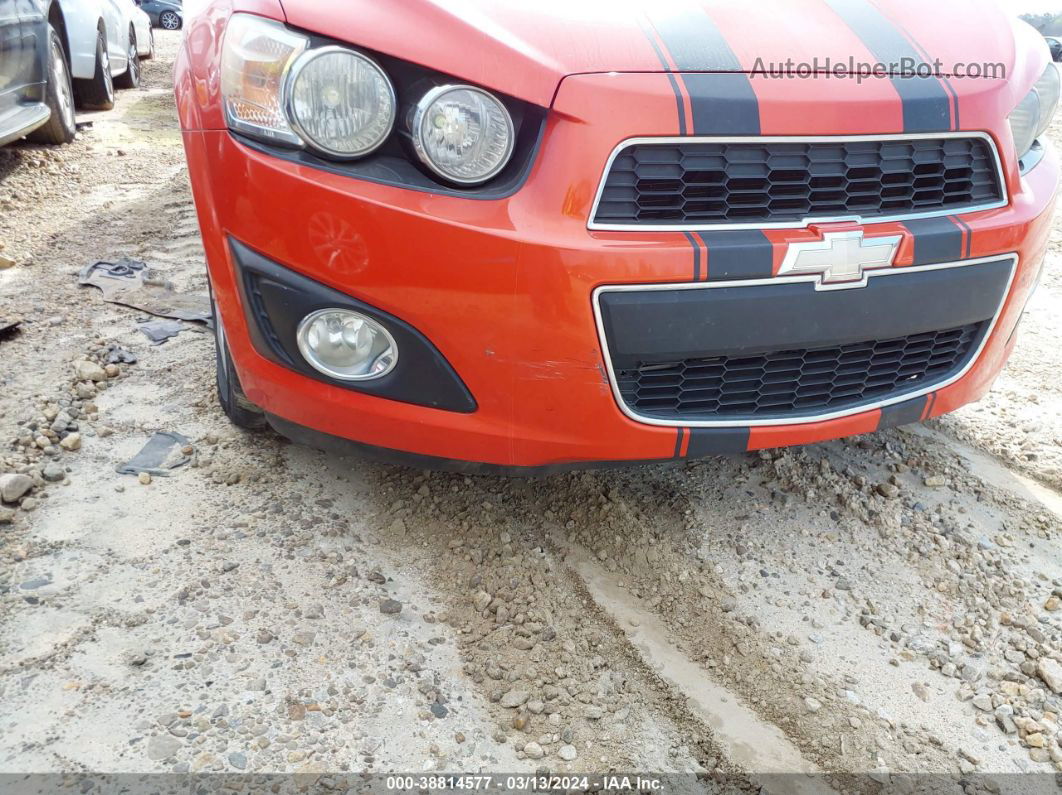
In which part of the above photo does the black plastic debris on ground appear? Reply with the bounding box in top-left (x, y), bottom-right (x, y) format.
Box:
top-left (138, 318), bottom-right (186, 345)
top-left (103, 343), bottom-right (137, 364)
top-left (79, 258), bottom-right (211, 323)
top-left (117, 432), bottom-right (191, 477)
top-left (0, 318), bottom-right (20, 340)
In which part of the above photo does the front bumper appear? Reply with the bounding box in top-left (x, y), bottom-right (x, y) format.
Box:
top-left (181, 72), bottom-right (1059, 470)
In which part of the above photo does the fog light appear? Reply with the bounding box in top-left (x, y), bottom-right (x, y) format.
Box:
top-left (296, 309), bottom-right (397, 381)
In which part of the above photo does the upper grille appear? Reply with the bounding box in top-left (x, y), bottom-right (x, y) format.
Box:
top-left (592, 136), bottom-right (1004, 228)
top-left (617, 323), bottom-right (984, 421)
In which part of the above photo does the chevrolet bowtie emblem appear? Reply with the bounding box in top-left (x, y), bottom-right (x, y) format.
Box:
top-left (779, 231), bottom-right (902, 290)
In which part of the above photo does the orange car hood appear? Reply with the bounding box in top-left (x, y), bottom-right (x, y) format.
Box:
top-left (277, 0), bottom-right (1034, 106)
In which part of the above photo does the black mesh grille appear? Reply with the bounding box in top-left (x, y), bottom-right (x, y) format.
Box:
top-left (617, 324), bottom-right (984, 420)
top-left (593, 137), bottom-right (1003, 226)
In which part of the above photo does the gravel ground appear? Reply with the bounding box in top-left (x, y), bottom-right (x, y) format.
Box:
top-left (1, 32), bottom-right (1062, 793)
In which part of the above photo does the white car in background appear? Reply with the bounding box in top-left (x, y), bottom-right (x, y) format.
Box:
top-left (56, 0), bottom-right (153, 110)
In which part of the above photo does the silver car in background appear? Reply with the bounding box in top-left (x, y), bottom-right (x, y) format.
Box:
top-left (56, 0), bottom-right (151, 110)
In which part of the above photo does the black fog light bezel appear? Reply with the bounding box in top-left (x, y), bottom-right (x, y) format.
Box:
top-left (229, 238), bottom-right (477, 414)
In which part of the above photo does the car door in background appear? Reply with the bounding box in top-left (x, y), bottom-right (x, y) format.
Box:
top-left (16, 0), bottom-right (47, 85)
top-left (100, 0), bottom-right (126, 73)
top-left (0, 0), bottom-right (32, 114)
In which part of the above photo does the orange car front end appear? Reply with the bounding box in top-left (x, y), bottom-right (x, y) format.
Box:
top-left (177, 0), bottom-right (1059, 472)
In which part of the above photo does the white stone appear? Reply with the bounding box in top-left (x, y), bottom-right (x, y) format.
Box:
top-left (0, 473), bottom-right (33, 503)
top-left (557, 744), bottom-right (577, 761)
top-left (1037, 658), bottom-right (1062, 694)
top-left (75, 360), bottom-right (107, 383)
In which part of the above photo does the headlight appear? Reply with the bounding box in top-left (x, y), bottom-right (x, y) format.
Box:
top-left (411, 85), bottom-right (515, 184)
top-left (1009, 64), bottom-right (1060, 163)
top-left (1034, 64), bottom-right (1061, 136)
top-left (287, 47), bottom-right (396, 159)
top-left (221, 15), bottom-right (396, 159)
top-left (220, 14), bottom-right (307, 146)
top-left (220, 15), bottom-right (528, 184)
top-left (297, 309), bottom-right (397, 381)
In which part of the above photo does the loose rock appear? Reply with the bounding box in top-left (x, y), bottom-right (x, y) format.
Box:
top-left (500, 690), bottom-right (530, 709)
top-left (0, 474), bottom-right (33, 503)
top-left (75, 360), bottom-right (107, 382)
top-left (1036, 658), bottom-right (1062, 694)
top-left (558, 744), bottom-right (578, 761)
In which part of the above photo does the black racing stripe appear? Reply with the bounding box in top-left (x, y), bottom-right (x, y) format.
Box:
top-left (945, 81), bottom-right (960, 130)
top-left (683, 231), bottom-right (702, 280)
top-left (953, 216), bottom-right (973, 259)
top-left (878, 396), bottom-right (930, 430)
top-left (681, 74), bottom-right (762, 135)
top-left (647, 6), bottom-right (744, 70)
top-left (646, 7), bottom-right (761, 135)
top-left (665, 74), bottom-right (688, 136)
top-left (935, 73), bottom-right (960, 131)
top-left (637, 15), bottom-right (687, 136)
top-left (905, 217), bottom-right (964, 265)
top-left (824, 0), bottom-right (952, 132)
top-left (896, 18), bottom-right (961, 130)
top-left (698, 230), bottom-right (774, 281)
top-left (674, 428), bottom-right (686, 458)
top-left (686, 428), bottom-right (751, 457)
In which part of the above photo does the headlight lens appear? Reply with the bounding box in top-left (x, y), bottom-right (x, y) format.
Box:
top-left (1033, 64), bottom-right (1061, 138)
top-left (287, 47), bottom-right (396, 159)
top-left (1010, 90), bottom-right (1040, 162)
top-left (220, 14), bottom-right (307, 146)
top-left (1009, 64), bottom-right (1060, 163)
top-left (220, 16), bottom-right (525, 184)
top-left (297, 309), bottom-right (397, 381)
top-left (412, 85), bottom-right (515, 184)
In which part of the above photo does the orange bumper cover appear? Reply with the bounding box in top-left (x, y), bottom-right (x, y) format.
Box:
top-left (181, 71), bottom-right (1058, 469)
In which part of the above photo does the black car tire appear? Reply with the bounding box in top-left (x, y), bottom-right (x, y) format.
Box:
top-left (213, 297), bottom-right (266, 430)
top-left (159, 10), bottom-right (181, 30)
top-left (114, 28), bottom-right (140, 89)
top-left (75, 29), bottom-right (115, 110)
top-left (144, 29), bottom-right (155, 61)
top-left (27, 26), bottom-right (77, 145)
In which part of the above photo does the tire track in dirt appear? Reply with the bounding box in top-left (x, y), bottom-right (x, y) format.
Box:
top-left (567, 549), bottom-right (831, 794)
top-left (355, 432), bottom-right (1062, 785)
top-left (356, 463), bottom-right (864, 787)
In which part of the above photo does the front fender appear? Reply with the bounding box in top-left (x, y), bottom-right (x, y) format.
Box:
top-left (56, 0), bottom-right (103, 80)
top-left (133, 11), bottom-right (152, 56)
top-left (174, 0), bottom-right (286, 132)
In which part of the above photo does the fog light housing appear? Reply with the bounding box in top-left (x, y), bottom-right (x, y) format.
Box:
top-left (296, 309), bottom-right (397, 381)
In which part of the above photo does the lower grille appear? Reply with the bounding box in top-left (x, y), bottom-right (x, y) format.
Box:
top-left (617, 324), bottom-right (984, 421)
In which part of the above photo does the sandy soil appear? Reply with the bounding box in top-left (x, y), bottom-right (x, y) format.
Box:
top-left (1, 32), bottom-right (1061, 794)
